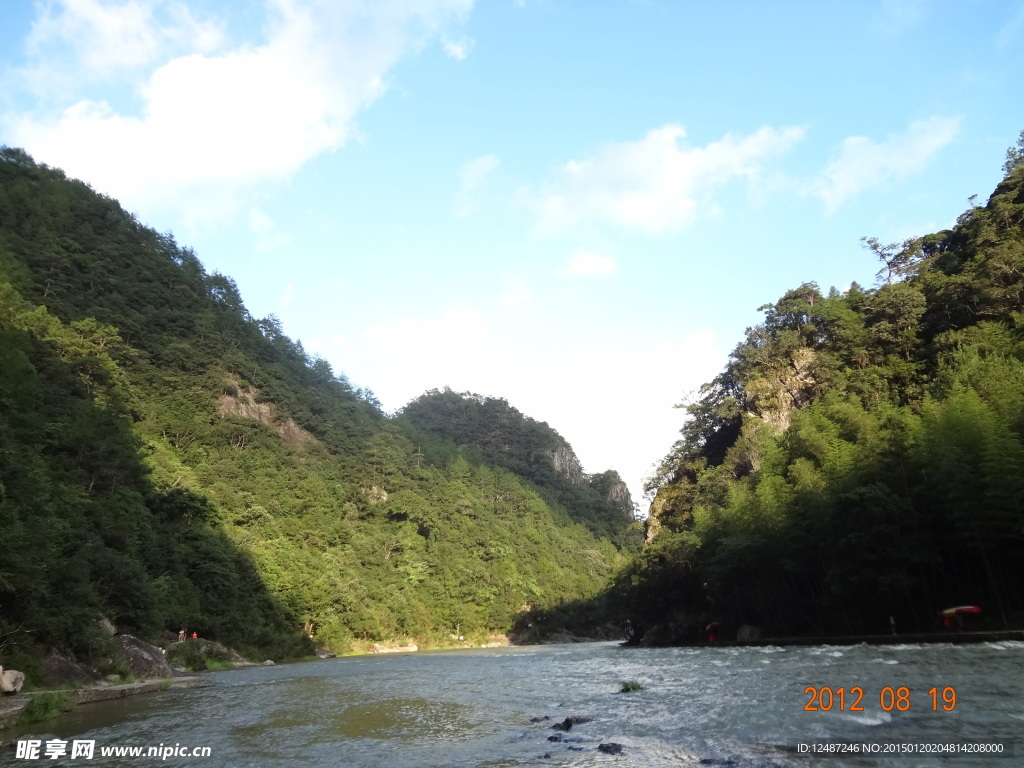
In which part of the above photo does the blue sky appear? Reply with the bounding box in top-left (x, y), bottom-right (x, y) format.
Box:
top-left (2, 0), bottom-right (1023, 507)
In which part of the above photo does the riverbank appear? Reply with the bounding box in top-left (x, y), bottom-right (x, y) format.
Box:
top-left (0, 677), bottom-right (203, 732)
top-left (627, 629), bottom-right (1024, 648)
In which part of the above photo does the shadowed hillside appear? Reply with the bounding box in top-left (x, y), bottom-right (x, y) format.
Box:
top-left (0, 148), bottom-right (635, 672)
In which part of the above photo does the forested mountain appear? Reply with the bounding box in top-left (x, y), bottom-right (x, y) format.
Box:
top-left (0, 147), bottom-right (631, 668)
top-left (400, 389), bottom-right (640, 548)
top-left (620, 142), bottom-right (1024, 639)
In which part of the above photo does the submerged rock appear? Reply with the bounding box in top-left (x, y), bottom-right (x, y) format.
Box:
top-left (551, 718), bottom-right (573, 731)
top-left (598, 742), bottom-right (624, 754)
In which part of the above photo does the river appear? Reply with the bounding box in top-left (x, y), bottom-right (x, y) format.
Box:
top-left (5, 641), bottom-right (1021, 767)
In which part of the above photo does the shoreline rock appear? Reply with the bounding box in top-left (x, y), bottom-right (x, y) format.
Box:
top-left (113, 635), bottom-right (172, 680)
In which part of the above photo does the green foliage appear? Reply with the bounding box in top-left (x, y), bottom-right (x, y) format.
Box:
top-left (17, 692), bottom-right (76, 725)
top-left (166, 639), bottom-right (231, 672)
top-left (619, 680), bottom-right (646, 693)
top-left (0, 147), bottom-right (628, 662)
top-left (400, 389), bottom-right (641, 549)
top-left (632, 140), bottom-right (1024, 637)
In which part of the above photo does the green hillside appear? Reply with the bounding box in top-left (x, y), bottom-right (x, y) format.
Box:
top-left (620, 143), bottom-right (1024, 639)
top-left (0, 148), bottom-right (629, 670)
top-left (400, 388), bottom-right (641, 548)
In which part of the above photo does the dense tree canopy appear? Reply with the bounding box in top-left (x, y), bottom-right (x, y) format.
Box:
top-left (400, 389), bottom-right (640, 548)
top-left (0, 148), bottom-right (632, 672)
top-left (628, 154), bottom-right (1024, 638)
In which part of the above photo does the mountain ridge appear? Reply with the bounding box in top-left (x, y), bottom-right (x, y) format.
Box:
top-left (0, 147), bottom-right (634, 674)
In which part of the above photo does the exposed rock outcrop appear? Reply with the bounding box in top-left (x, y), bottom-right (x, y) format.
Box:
top-left (605, 479), bottom-right (634, 513)
top-left (0, 669), bottom-right (25, 694)
top-left (41, 653), bottom-right (102, 687)
top-left (549, 445), bottom-right (584, 484)
top-left (589, 469), bottom-right (635, 518)
top-left (112, 635), bottom-right (172, 680)
top-left (180, 638), bottom-right (245, 664)
top-left (218, 382), bottom-right (314, 446)
top-left (95, 616), bottom-right (117, 638)
top-left (364, 485), bottom-right (388, 504)
top-left (745, 346), bottom-right (817, 431)
top-left (643, 512), bottom-right (662, 544)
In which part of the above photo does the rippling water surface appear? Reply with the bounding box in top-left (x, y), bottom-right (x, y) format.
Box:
top-left (9, 641), bottom-right (1022, 767)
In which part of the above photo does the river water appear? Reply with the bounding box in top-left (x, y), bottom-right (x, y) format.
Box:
top-left (6, 641), bottom-right (1022, 767)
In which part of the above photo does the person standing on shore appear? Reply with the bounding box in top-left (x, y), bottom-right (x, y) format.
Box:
top-left (889, 616), bottom-right (896, 635)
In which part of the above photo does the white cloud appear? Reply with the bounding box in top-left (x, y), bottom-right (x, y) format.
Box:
top-left (442, 35), bottom-right (474, 60)
top-left (498, 275), bottom-right (532, 307)
top-left (454, 154), bottom-right (500, 217)
top-left (459, 154), bottom-right (500, 190)
top-left (557, 249), bottom-right (617, 277)
top-left (5, 0), bottom-right (474, 219)
top-left (524, 124), bottom-right (805, 234)
top-left (22, 0), bottom-right (226, 97)
top-left (279, 282), bottom-right (296, 308)
top-left (249, 208), bottom-right (292, 251)
top-left (814, 116), bottom-right (961, 213)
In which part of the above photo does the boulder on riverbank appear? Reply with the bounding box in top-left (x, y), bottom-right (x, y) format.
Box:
top-left (737, 625), bottom-right (763, 642)
top-left (41, 653), bottom-right (102, 688)
top-left (179, 638), bottom-right (245, 664)
top-left (314, 648), bottom-right (337, 658)
top-left (0, 669), bottom-right (25, 694)
top-left (113, 635), bottom-right (172, 680)
top-left (639, 624), bottom-right (674, 646)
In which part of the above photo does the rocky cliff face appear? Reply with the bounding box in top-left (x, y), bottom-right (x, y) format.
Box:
top-left (218, 383), bottom-right (313, 445)
top-left (549, 444), bottom-right (585, 484)
top-left (744, 346), bottom-right (817, 431)
top-left (587, 469), bottom-right (635, 520)
top-left (605, 477), bottom-right (635, 517)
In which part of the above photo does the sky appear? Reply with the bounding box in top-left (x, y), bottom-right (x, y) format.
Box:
top-left (2, 0), bottom-right (1023, 509)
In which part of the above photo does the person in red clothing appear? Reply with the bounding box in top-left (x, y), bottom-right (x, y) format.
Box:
top-left (706, 622), bottom-right (720, 642)
top-left (192, 631), bottom-right (198, 639)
